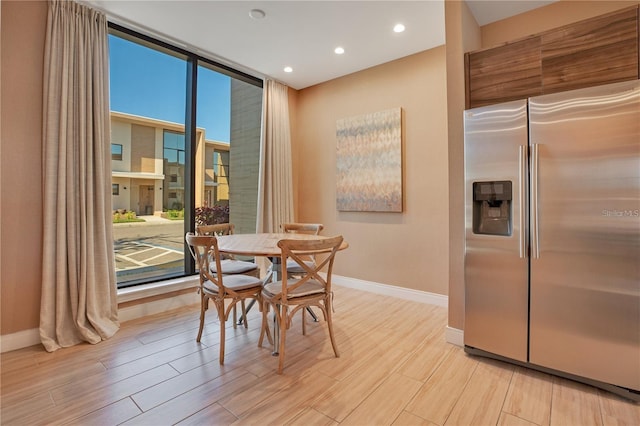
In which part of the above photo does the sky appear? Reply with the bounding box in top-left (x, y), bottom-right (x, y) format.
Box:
top-left (109, 34), bottom-right (231, 143)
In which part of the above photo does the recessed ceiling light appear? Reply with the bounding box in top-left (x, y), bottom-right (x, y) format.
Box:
top-left (334, 47), bottom-right (345, 55)
top-left (284, 66), bottom-right (293, 73)
top-left (393, 23), bottom-right (406, 33)
top-left (249, 9), bottom-right (266, 20)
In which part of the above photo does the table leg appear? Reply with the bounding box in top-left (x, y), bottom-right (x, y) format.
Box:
top-left (307, 307), bottom-right (319, 322)
top-left (237, 266), bottom-right (273, 325)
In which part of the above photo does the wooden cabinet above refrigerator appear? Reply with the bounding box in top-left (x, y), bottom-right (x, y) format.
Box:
top-left (465, 6), bottom-right (639, 109)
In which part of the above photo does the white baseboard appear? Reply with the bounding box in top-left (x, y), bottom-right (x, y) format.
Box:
top-left (333, 275), bottom-right (463, 346)
top-left (445, 326), bottom-right (464, 347)
top-left (121, 276), bottom-right (455, 338)
top-left (332, 274), bottom-right (448, 307)
top-left (0, 283), bottom-right (201, 353)
top-left (1, 275), bottom-right (457, 353)
top-left (0, 328), bottom-right (41, 353)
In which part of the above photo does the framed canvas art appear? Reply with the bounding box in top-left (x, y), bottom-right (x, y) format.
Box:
top-left (336, 108), bottom-right (403, 212)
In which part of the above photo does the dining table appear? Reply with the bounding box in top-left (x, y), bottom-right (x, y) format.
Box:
top-left (215, 232), bottom-right (349, 354)
top-left (216, 232), bottom-right (348, 258)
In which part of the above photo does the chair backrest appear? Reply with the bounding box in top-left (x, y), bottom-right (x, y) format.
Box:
top-left (281, 223), bottom-right (324, 235)
top-left (196, 223), bottom-right (237, 259)
top-left (185, 232), bottom-right (223, 292)
top-left (196, 223), bottom-right (235, 236)
top-left (277, 235), bottom-right (343, 300)
top-left (282, 223), bottom-right (324, 264)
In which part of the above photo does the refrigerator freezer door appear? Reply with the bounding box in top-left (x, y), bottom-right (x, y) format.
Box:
top-left (464, 99), bottom-right (529, 362)
top-left (529, 80), bottom-right (640, 391)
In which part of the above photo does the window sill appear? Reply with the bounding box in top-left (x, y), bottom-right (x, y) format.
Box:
top-left (117, 275), bottom-right (199, 304)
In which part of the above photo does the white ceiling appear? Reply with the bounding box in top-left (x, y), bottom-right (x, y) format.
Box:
top-left (84, 0), bottom-right (556, 90)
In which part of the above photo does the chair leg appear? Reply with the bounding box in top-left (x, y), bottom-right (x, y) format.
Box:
top-left (258, 300), bottom-right (269, 347)
top-left (217, 302), bottom-right (226, 364)
top-left (262, 301), bottom-right (274, 346)
top-left (326, 298), bottom-right (339, 358)
top-left (301, 308), bottom-right (306, 335)
top-left (196, 294), bottom-right (207, 342)
top-left (232, 303), bottom-right (237, 329)
top-left (241, 299), bottom-right (248, 329)
top-left (277, 305), bottom-right (288, 374)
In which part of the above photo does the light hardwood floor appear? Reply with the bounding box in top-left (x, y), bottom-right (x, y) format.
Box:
top-left (1, 286), bottom-right (638, 425)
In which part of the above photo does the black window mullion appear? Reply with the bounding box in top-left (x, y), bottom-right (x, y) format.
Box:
top-left (184, 56), bottom-right (197, 276)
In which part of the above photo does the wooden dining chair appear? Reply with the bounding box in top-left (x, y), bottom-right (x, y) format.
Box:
top-left (196, 223), bottom-right (260, 278)
top-left (281, 223), bottom-right (324, 274)
top-left (281, 223), bottom-right (324, 323)
top-left (258, 235), bottom-right (343, 374)
top-left (185, 232), bottom-right (271, 364)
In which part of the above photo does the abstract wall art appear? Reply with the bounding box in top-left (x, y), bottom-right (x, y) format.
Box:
top-left (336, 107), bottom-right (403, 212)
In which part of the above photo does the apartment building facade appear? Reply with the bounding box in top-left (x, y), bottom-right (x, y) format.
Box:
top-left (110, 111), bottom-right (230, 217)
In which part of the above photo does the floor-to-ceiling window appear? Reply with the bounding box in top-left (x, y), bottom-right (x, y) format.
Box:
top-left (109, 25), bottom-right (262, 288)
top-left (196, 64), bottom-right (262, 235)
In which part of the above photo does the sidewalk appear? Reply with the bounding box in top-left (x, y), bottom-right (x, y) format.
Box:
top-left (113, 215), bottom-right (181, 228)
top-left (139, 215), bottom-right (174, 223)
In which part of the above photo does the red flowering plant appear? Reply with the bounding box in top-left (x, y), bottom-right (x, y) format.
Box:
top-left (194, 204), bottom-right (230, 226)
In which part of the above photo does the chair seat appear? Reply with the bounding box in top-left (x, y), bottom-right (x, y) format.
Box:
top-left (203, 274), bottom-right (263, 294)
top-left (210, 259), bottom-right (258, 275)
top-left (263, 279), bottom-right (325, 298)
top-left (285, 259), bottom-right (314, 274)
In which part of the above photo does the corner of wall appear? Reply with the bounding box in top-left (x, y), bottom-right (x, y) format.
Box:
top-left (445, 0), bottom-right (481, 333)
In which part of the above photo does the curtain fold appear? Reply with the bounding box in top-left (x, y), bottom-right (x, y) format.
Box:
top-left (40, 0), bottom-right (119, 352)
top-left (257, 80), bottom-right (295, 233)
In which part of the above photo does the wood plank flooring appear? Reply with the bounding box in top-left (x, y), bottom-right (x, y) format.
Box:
top-left (1, 286), bottom-right (638, 425)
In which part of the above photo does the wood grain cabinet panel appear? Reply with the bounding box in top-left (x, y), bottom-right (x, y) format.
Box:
top-left (541, 7), bottom-right (639, 94)
top-left (467, 36), bottom-right (542, 108)
top-left (465, 6), bottom-right (639, 108)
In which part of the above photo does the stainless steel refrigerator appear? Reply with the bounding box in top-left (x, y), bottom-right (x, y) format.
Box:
top-left (463, 79), bottom-right (640, 400)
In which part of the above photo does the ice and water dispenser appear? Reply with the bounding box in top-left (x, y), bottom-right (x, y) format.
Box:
top-left (472, 181), bottom-right (512, 236)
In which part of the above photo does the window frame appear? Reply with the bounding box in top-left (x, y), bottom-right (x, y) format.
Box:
top-left (111, 143), bottom-right (123, 161)
top-left (108, 22), bottom-right (263, 288)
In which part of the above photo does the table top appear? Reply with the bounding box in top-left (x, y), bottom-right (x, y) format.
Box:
top-left (216, 233), bottom-right (348, 257)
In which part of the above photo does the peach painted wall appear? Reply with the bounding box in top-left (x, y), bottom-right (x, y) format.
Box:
top-left (1, 0), bottom-right (47, 335)
top-left (293, 47), bottom-right (450, 296)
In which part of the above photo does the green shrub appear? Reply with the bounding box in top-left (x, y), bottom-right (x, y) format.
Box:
top-left (166, 209), bottom-right (184, 220)
top-left (112, 209), bottom-right (144, 223)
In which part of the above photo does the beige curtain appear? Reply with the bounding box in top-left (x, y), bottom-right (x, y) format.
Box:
top-left (40, 0), bottom-right (119, 352)
top-left (257, 80), bottom-right (295, 233)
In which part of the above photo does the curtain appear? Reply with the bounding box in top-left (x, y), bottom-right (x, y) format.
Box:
top-left (40, 0), bottom-right (119, 352)
top-left (256, 80), bottom-right (295, 233)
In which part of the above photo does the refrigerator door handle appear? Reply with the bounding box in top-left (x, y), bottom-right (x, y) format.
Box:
top-left (519, 145), bottom-right (527, 258)
top-left (531, 143), bottom-right (540, 259)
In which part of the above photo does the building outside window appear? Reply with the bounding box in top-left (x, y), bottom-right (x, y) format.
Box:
top-left (163, 130), bottom-right (185, 211)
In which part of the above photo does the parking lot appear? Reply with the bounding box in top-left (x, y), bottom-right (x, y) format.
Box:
top-left (113, 217), bottom-right (186, 282)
